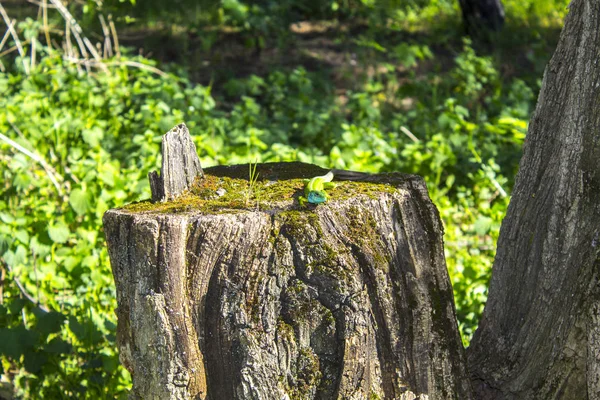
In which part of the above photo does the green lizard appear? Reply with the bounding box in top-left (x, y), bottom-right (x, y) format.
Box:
top-left (299, 171), bottom-right (336, 206)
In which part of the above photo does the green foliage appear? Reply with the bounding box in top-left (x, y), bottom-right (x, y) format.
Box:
top-left (0, 0), bottom-right (568, 396)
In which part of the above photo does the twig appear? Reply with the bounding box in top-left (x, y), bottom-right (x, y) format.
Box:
top-left (98, 14), bottom-right (112, 58)
top-left (0, 131), bottom-right (64, 196)
top-left (0, 39), bottom-right (32, 58)
top-left (64, 19), bottom-right (83, 74)
top-left (49, 0), bottom-right (106, 70)
top-left (42, 0), bottom-right (52, 50)
top-left (400, 126), bottom-right (420, 143)
top-left (108, 14), bottom-right (120, 58)
top-left (26, 0), bottom-right (57, 8)
top-left (63, 55), bottom-right (168, 77)
top-left (0, 4), bottom-right (30, 74)
top-left (31, 37), bottom-right (37, 70)
top-left (2, 259), bottom-right (49, 314)
top-left (116, 60), bottom-right (168, 77)
top-left (0, 22), bottom-right (11, 54)
top-left (64, 18), bottom-right (72, 57)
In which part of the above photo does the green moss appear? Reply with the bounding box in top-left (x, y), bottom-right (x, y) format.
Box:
top-left (121, 166), bottom-right (397, 215)
top-left (291, 347), bottom-right (322, 400)
top-left (370, 391), bottom-right (382, 400)
top-left (277, 318), bottom-right (296, 340)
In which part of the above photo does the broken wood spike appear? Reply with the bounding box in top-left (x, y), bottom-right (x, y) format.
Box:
top-left (149, 123), bottom-right (204, 202)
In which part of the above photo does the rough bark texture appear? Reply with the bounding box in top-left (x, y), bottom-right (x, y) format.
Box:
top-left (104, 163), bottom-right (472, 399)
top-left (458, 0), bottom-right (505, 34)
top-left (149, 123), bottom-right (204, 202)
top-left (467, 1), bottom-right (600, 398)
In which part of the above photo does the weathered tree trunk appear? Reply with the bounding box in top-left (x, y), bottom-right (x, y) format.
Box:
top-left (467, 0), bottom-right (600, 398)
top-left (458, 0), bottom-right (505, 35)
top-left (104, 129), bottom-right (472, 399)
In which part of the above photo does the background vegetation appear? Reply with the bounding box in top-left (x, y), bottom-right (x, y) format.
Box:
top-left (0, 0), bottom-right (569, 397)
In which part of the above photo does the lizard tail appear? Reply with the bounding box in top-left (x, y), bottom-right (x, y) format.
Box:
top-left (322, 171), bottom-right (334, 182)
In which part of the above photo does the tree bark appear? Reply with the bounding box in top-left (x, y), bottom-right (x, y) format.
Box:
top-left (104, 155), bottom-right (472, 398)
top-left (467, 0), bottom-right (600, 398)
top-left (148, 123), bottom-right (204, 202)
top-left (458, 0), bottom-right (505, 35)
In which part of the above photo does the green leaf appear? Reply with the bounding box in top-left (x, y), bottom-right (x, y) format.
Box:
top-left (36, 311), bottom-right (66, 336)
top-left (24, 350), bottom-right (48, 374)
top-left (0, 213), bottom-right (14, 223)
top-left (0, 327), bottom-right (38, 359)
top-left (69, 188), bottom-right (92, 215)
top-left (48, 224), bottom-right (70, 244)
top-left (0, 234), bottom-right (9, 255)
top-left (474, 216), bottom-right (493, 236)
top-left (8, 298), bottom-right (26, 315)
top-left (45, 338), bottom-right (72, 354)
top-left (82, 127), bottom-right (104, 147)
top-left (68, 315), bottom-right (103, 344)
top-left (14, 229), bottom-right (29, 244)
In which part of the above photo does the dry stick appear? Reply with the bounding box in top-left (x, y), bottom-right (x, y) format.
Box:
top-left (64, 19), bottom-right (72, 57)
top-left (42, 0), bottom-right (52, 50)
top-left (108, 15), bottom-right (120, 58)
top-left (26, 0), bottom-right (57, 7)
top-left (98, 14), bottom-right (112, 58)
top-left (49, 0), bottom-right (107, 70)
top-left (63, 55), bottom-right (168, 77)
top-left (61, 9), bottom-right (90, 73)
top-left (0, 132), bottom-right (64, 196)
top-left (31, 37), bottom-right (36, 70)
top-left (0, 22), bottom-right (12, 53)
top-left (2, 260), bottom-right (50, 314)
top-left (400, 126), bottom-right (420, 143)
top-left (64, 19), bottom-right (82, 74)
top-left (117, 60), bottom-right (168, 77)
top-left (0, 4), bottom-right (30, 74)
top-left (0, 39), bottom-right (32, 58)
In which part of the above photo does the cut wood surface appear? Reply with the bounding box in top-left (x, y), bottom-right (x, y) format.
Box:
top-left (104, 155), bottom-right (471, 399)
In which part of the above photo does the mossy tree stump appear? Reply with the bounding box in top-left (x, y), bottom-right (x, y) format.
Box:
top-left (103, 127), bottom-right (471, 399)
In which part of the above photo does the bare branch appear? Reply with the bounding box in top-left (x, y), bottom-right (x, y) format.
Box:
top-left (0, 5), bottom-right (30, 74)
top-left (0, 39), bottom-right (32, 58)
top-left (98, 14), bottom-right (112, 58)
top-left (2, 259), bottom-right (50, 314)
top-left (0, 131), bottom-right (64, 196)
top-left (108, 14), bottom-right (120, 58)
top-left (63, 55), bottom-right (168, 77)
top-left (400, 126), bottom-right (420, 143)
top-left (42, 0), bottom-right (52, 50)
top-left (26, 0), bottom-right (57, 8)
top-left (49, 0), bottom-right (107, 70)
top-left (0, 21), bottom-right (12, 54)
top-left (30, 37), bottom-right (36, 70)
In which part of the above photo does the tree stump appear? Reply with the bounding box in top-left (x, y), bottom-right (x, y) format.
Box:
top-left (103, 129), bottom-right (471, 399)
